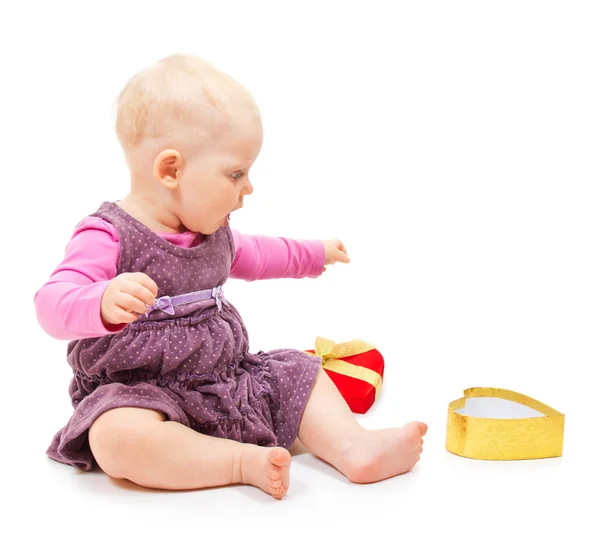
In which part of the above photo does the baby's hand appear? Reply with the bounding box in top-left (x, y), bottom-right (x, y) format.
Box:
top-left (101, 272), bottom-right (158, 326)
top-left (322, 239), bottom-right (350, 269)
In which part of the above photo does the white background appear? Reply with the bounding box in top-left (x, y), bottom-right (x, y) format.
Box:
top-left (2, 1), bottom-right (598, 551)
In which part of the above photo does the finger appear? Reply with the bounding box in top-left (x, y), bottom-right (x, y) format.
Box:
top-left (336, 250), bottom-right (350, 263)
top-left (122, 280), bottom-right (157, 306)
top-left (112, 307), bottom-right (138, 324)
top-left (128, 272), bottom-right (159, 296)
top-left (117, 292), bottom-right (150, 315)
top-left (337, 241), bottom-right (347, 254)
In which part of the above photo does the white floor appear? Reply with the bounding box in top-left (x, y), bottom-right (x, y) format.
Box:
top-left (5, 339), bottom-right (592, 552)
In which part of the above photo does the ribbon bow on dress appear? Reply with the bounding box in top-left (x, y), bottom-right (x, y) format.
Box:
top-left (145, 286), bottom-right (228, 317)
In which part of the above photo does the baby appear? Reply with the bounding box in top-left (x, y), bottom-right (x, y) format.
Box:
top-left (34, 54), bottom-right (427, 499)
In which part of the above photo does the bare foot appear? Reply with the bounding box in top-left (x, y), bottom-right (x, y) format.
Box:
top-left (340, 422), bottom-right (427, 484)
top-left (240, 445), bottom-right (291, 499)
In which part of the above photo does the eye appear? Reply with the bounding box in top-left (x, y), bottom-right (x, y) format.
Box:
top-left (231, 171), bottom-right (245, 181)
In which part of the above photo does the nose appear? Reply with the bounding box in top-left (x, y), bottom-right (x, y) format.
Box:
top-left (243, 179), bottom-right (254, 196)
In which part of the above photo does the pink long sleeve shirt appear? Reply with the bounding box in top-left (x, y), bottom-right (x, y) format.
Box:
top-left (35, 216), bottom-right (325, 341)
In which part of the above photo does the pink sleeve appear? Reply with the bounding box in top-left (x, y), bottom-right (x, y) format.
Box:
top-left (34, 217), bottom-right (127, 340)
top-left (229, 229), bottom-right (325, 281)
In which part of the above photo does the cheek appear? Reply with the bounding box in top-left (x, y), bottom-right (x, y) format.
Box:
top-left (180, 176), bottom-right (209, 207)
top-left (219, 180), bottom-right (239, 204)
top-left (179, 190), bottom-right (202, 217)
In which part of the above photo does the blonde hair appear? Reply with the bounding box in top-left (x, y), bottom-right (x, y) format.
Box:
top-left (114, 54), bottom-right (258, 150)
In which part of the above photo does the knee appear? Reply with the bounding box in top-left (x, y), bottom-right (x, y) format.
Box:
top-left (89, 408), bottom-right (163, 479)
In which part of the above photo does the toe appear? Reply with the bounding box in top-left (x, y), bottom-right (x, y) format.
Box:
top-left (418, 422), bottom-right (428, 436)
top-left (268, 483), bottom-right (286, 499)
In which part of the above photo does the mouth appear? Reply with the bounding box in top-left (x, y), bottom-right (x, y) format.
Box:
top-left (223, 205), bottom-right (241, 226)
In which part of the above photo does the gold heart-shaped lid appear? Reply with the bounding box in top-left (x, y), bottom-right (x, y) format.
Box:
top-left (446, 388), bottom-right (565, 460)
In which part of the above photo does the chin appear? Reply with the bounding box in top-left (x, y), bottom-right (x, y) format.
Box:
top-left (209, 222), bottom-right (226, 234)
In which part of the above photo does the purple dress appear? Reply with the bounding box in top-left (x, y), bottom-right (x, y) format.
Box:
top-left (47, 202), bottom-right (321, 470)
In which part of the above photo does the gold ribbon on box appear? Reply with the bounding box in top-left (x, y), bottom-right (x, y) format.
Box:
top-left (306, 337), bottom-right (382, 397)
top-left (446, 388), bottom-right (565, 460)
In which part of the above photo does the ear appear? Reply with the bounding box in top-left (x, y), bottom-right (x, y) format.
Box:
top-left (153, 149), bottom-right (183, 189)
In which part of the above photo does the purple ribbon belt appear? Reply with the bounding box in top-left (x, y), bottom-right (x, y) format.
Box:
top-left (145, 286), bottom-right (227, 317)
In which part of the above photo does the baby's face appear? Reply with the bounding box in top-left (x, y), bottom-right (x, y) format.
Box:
top-left (177, 119), bottom-right (263, 235)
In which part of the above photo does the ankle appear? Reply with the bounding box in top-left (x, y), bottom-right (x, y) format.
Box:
top-left (331, 426), bottom-right (365, 468)
top-left (237, 444), bottom-right (259, 485)
top-left (231, 446), bottom-right (244, 485)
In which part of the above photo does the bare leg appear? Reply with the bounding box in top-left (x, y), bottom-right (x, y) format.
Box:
top-left (298, 369), bottom-right (427, 483)
top-left (89, 407), bottom-right (291, 499)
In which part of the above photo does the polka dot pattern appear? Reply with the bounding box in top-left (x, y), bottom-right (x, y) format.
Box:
top-left (46, 202), bottom-right (321, 470)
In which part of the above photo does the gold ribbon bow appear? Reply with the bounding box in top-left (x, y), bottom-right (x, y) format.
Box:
top-left (446, 388), bottom-right (565, 460)
top-left (307, 337), bottom-right (383, 396)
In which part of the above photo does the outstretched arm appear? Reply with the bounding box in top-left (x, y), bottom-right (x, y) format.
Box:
top-left (230, 231), bottom-right (349, 281)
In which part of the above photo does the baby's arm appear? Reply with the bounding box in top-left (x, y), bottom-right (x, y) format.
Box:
top-left (34, 218), bottom-right (127, 340)
top-left (229, 230), bottom-right (326, 281)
